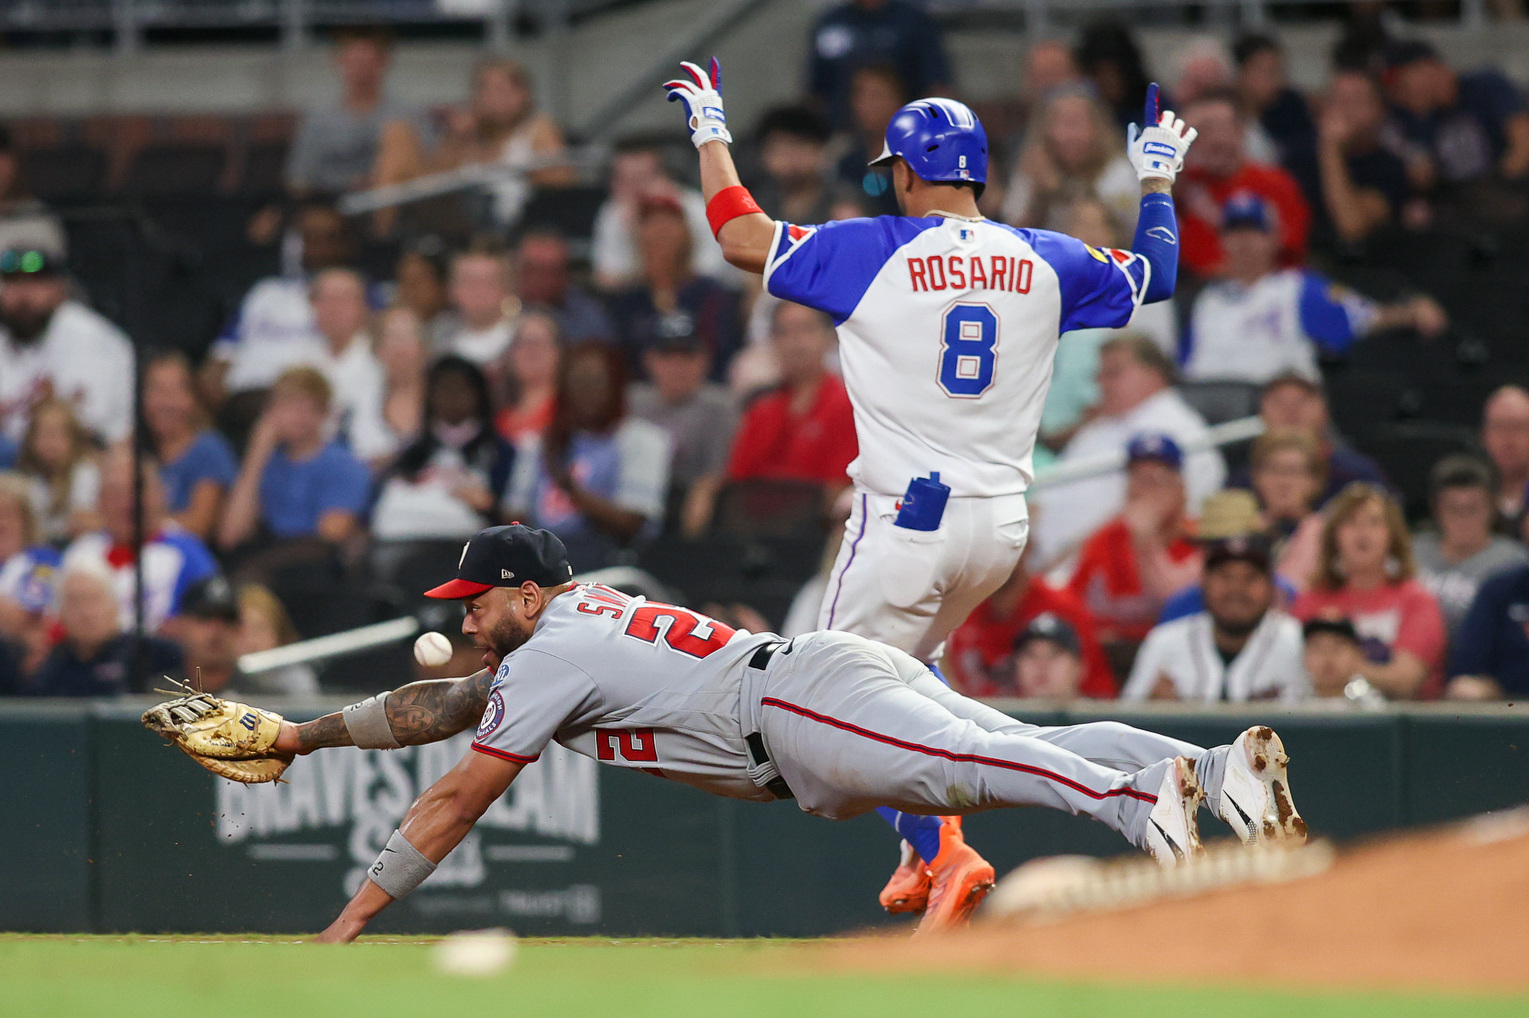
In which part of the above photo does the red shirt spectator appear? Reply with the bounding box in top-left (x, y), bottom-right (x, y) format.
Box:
top-left (1069, 517), bottom-right (1200, 644)
top-left (946, 563), bottom-right (1115, 698)
top-left (725, 302), bottom-right (856, 486)
top-left (1292, 581), bottom-right (1446, 695)
top-left (727, 374), bottom-right (857, 484)
top-left (1176, 89), bottom-right (1311, 277)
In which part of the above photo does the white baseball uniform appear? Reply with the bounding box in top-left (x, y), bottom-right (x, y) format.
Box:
top-left (761, 215), bottom-right (1152, 661)
top-left (469, 584), bottom-right (1213, 847)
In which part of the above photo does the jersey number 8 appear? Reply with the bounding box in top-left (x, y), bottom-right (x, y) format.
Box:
top-left (937, 303), bottom-right (998, 398)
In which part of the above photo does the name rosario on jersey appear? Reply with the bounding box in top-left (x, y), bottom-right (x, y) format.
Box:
top-left (907, 253), bottom-right (1034, 294)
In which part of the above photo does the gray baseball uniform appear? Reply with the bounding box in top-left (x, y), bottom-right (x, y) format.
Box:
top-left (470, 584), bottom-right (1219, 851)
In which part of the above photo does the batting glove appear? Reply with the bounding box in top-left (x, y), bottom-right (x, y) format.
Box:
top-left (664, 57), bottom-right (732, 150)
top-left (1127, 83), bottom-right (1197, 183)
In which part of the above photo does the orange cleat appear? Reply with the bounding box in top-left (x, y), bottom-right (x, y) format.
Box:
top-left (914, 817), bottom-right (995, 935)
top-left (878, 839), bottom-right (932, 914)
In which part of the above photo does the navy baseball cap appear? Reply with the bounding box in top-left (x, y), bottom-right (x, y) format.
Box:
top-left (424, 524), bottom-right (575, 599)
top-left (1221, 193), bottom-right (1272, 233)
top-left (1127, 431), bottom-right (1184, 470)
top-left (1014, 613), bottom-right (1082, 656)
top-left (1203, 534), bottom-right (1273, 572)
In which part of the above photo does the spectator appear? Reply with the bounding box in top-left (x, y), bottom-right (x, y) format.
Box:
top-left (141, 351), bottom-right (237, 543)
top-left (807, 0), bottom-right (950, 130)
top-left (1000, 85), bottom-right (1140, 232)
top-left (373, 306), bottom-right (429, 452)
top-left (217, 367), bottom-right (371, 556)
top-left (1039, 198), bottom-right (1177, 449)
top-left (1029, 335), bottom-right (1225, 567)
top-left (1248, 429), bottom-right (1325, 591)
top-left (1182, 193), bottom-right (1446, 384)
top-left (285, 27), bottom-right (421, 195)
top-left (1301, 614), bottom-right (1366, 698)
top-left (1168, 36), bottom-right (1233, 110)
top-left (0, 126), bottom-right (65, 258)
top-left (1481, 385), bottom-right (1529, 521)
top-left (24, 561), bottom-right (180, 697)
top-left (725, 303), bottom-right (857, 491)
top-left (945, 549), bottom-right (1115, 699)
top-left (494, 310), bottom-right (562, 443)
top-left (236, 583), bottom-right (321, 696)
top-left (371, 356), bottom-right (514, 543)
top-left (309, 267), bottom-right (392, 464)
top-left (1314, 69), bottom-right (1411, 245)
top-left (1292, 482), bottom-right (1447, 699)
top-left (0, 248), bottom-right (133, 443)
top-left (62, 447), bottom-right (218, 635)
top-left (833, 65), bottom-right (907, 217)
top-left (610, 193), bottom-right (744, 383)
top-left (626, 318), bottom-right (740, 536)
top-left (1124, 534), bottom-right (1307, 702)
top-left (749, 106), bottom-right (837, 226)
top-left (1006, 614), bottom-right (1090, 700)
top-left (1154, 488), bottom-right (1301, 625)
top-left (592, 138), bottom-right (727, 291)
top-left (438, 245), bottom-right (516, 370)
top-left (504, 343), bottom-right (670, 572)
top-left (1067, 433), bottom-right (1203, 650)
top-left (1232, 34), bottom-right (1318, 189)
top-left (174, 576), bottom-right (319, 698)
top-left (513, 230), bottom-right (615, 346)
top-left (390, 242), bottom-right (454, 349)
top-left (1075, 20), bottom-right (1155, 132)
top-left (382, 58), bottom-right (572, 230)
top-left (1176, 89), bottom-right (1311, 278)
top-left (1413, 455), bottom-right (1528, 638)
top-left (17, 398), bottom-right (100, 543)
top-left (0, 471), bottom-right (59, 639)
top-left (1382, 40), bottom-right (1529, 187)
top-left (1227, 371), bottom-right (1390, 502)
top-left (206, 203), bottom-right (358, 411)
top-left (1446, 562), bottom-right (1529, 700)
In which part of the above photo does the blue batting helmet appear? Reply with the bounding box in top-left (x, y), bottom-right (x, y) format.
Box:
top-left (869, 98), bottom-right (988, 185)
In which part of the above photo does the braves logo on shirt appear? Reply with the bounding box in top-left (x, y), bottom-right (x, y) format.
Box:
top-left (477, 690), bottom-right (506, 739)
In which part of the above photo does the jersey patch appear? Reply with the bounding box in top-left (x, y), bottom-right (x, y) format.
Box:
top-left (477, 690), bottom-right (506, 739)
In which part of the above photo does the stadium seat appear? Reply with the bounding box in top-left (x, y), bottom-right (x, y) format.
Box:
top-left (1176, 380), bottom-right (1261, 426)
top-left (520, 185), bottom-right (607, 241)
top-left (21, 145), bottom-right (109, 201)
top-left (639, 533), bottom-right (823, 631)
top-left (120, 143), bottom-right (229, 196)
top-left (711, 479), bottom-right (826, 539)
top-left (1350, 421), bottom-right (1479, 521)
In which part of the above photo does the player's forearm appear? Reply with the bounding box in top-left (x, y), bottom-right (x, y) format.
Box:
top-left (698, 140), bottom-right (775, 273)
top-left (1131, 189), bottom-right (1178, 303)
top-left (280, 669), bottom-right (494, 755)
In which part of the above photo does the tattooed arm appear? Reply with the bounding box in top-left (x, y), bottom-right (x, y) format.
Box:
top-left (270, 668), bottom-right (496, 755)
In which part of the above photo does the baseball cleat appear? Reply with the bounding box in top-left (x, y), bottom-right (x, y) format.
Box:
top-left (879, 839), bottom-right (931, 914)
top-left (1216, 725), bottom-right (1307, 845)
top-left (913, 817), bottom-right (994, 935)
top-left (1143, 755), bottom-right (1204, 867)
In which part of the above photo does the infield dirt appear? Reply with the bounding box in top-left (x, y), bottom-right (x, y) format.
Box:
top-left (821, 812), bottom-right (1529, 995)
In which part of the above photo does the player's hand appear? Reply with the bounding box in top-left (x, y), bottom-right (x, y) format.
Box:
top-left (664, 57), bottom-right (732, 150)
top-left (1127, 83), bottom-right (1197, 184)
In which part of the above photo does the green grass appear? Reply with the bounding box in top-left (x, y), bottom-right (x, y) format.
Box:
top-left (1, 935), bottom-right (1523, 1018)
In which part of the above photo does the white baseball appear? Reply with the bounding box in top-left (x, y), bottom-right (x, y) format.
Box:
top-left (414, 631), bottom-right (454, 668)
top-left (432, 929), bottom-right (517, 977)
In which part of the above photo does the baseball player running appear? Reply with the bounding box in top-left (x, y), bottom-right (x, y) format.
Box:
top-left (144, 525), bottom-right (1306, 942)
top-left (661, 60), bottom-right (1199, 927)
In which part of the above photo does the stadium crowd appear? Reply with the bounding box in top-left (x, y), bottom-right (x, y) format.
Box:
top-left (1, 7), bottom-right (1528, 704)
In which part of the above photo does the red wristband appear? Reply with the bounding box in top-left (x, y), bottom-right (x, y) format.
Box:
top-left (706, 185), bottom-right (764, 237)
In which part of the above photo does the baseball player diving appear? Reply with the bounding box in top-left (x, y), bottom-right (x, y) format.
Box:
top-left (659, 60), bottom-right (1208, 927)
top-left (143, 525), bottom-right (1306, 943)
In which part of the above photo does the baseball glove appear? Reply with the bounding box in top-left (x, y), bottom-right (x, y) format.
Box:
top-left (142, 682), bottom-right (292, 784)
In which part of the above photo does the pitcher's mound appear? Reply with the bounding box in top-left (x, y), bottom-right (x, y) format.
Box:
top-left (824, 810), bottom-right (1529, 994)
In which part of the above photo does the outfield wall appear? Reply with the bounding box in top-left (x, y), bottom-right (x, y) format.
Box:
top-left (3, 700), bottom-right (1526, 937)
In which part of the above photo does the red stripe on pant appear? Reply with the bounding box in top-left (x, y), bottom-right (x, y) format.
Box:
top-left (759, 696), bottom-right (1158, 804)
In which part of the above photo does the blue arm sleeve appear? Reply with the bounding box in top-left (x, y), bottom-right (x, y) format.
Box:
top-left (1132, 192), bottom-right (1179, 305)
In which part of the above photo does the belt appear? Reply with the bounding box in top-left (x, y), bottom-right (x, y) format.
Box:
top-left (745, 640), bottom-right (793, 799)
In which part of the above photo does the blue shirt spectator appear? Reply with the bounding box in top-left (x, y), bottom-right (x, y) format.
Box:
top-left (161, 431), bottom-right (238, 515)
top-left (1383, 41), bottom-right (1529, 183)
top-left (260, 442), bottom-right (371, 539)
top-left (1447, 563), bottom-right (1529, 699)
top-left (807, 0), bottom-right (950, 130)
